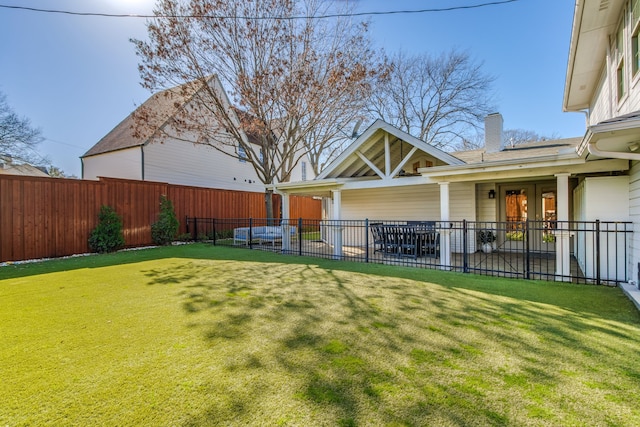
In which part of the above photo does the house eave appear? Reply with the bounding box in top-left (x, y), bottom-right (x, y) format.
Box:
top-left (417, 151), bottom-right (628, 183)
top-left (81, 144), bottom-right (144, 159)
top-left (564, 0), bottom-right (626, 112)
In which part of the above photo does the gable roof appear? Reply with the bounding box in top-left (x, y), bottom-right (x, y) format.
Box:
top-left (82, 80), bottom-right (205, 158)
top-left (316, 120), bottom-right (465, 180)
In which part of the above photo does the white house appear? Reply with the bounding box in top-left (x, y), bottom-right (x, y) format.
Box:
top-left (266, 0), bottom-right (640, 286)
top-left (564, 0), bottom-right (640, 285)
top-left (82, 77), bottom-right (313, 191)
top-left (271, 111), bottom-right (631, 282)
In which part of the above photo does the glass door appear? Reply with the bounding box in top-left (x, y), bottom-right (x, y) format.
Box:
top-left (499, 183), bottom-right (556, 253)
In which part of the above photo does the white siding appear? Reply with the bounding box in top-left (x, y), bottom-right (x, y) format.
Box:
top-left (476, 182), bottom-right (497, 222)
top-left (287, 155), bottom-right (316, 183)
top-left (144, 138), bottom-right (263, 192)
top-left (83, 148), bottom-right (142, 180)
top-left (589, 7), bottom-right (640, 126)
top-left (589, 70), bottom-right (611, 126)
top-left (329, 183), bottom-right (476, 252)
top-left (341, 185), bottom-right (440, 221)
top-left (573, 176), bottom-right (629, 281)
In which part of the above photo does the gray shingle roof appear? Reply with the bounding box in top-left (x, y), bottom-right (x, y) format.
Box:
top-left (451, 137), bottom-right (583, 164)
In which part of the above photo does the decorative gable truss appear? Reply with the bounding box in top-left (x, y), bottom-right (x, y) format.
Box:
top-left (317, 120), bottom-right (464, 181)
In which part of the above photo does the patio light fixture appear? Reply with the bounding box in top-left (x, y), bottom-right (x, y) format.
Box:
top-left (488, 189), bottom-right (496, 199)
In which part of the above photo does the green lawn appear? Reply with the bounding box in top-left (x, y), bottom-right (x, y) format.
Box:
top-left (1, 244), bottom-right (640, 426)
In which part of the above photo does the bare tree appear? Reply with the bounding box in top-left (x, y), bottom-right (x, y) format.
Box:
top-left (503, 129), bottom-right (561, 146)
top-left (132, 0), bottom-right (380, 218)
top-left (0, 91), bottom-right (44, 165)
top-left (369, 50), bottom-right (495, 150)
top-left (452, 128), bottom-right (562, 151)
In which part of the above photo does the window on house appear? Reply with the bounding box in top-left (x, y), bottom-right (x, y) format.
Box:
top-left (633, 0), bottom-right (640, 75)
top-left (618, 60), bottom-right (626, 100)
top-left (238, 145), bottom-right (247, 163)
top-left (633, 32), bottom-right (640, 76)
top-left (301, 161), bottom-right (307, 181)
top-left (412, 161), bottom-right (421, 173)
top-left (616, 14), bottom-right (626, 101)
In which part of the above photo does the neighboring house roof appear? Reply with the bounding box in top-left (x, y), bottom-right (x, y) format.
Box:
top-left (84, 78), bottom-right (270, 159)
top-left (0, 156), bottom-right (49, 177)
top-left (452, 137), bottom-right (583, 164)
top-left (83, 80), bottom-right (204, 158)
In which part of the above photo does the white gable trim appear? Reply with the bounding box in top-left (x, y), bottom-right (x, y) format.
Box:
top-left (316, 119), bottom-right (464, 180)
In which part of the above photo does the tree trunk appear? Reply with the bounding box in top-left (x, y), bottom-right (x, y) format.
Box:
top-left (265, 189), bottom-right (275, 225)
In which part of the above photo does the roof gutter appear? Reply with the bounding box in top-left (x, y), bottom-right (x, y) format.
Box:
top-left (586, 117), bottom-right (640, 160)
top-left (587, 138), bottom-right (640, 160)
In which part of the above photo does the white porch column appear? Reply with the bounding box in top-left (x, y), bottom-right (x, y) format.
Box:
top-left (332, 189), bottom-right (343, 259)
top-left (281, 192), bottom-right (292, 252)
top-left (555, 173), bottom-right (571, 281)
top-left (439, 182), bottom-right (451, 270)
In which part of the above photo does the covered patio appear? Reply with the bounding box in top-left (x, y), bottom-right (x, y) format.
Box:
top-left (269, 118), bottom-right (631, 284)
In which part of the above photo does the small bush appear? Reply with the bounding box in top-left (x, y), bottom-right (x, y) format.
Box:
top-left (506, 231), bottom-right (525, 241)
top-left (88, 205), bottom-right (125, 253)
top-left (175, 233), bottom-right (193, 242)
top-left (151, 195), bottom-right (179, 245)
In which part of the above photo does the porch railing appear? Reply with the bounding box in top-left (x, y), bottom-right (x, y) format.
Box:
top-left (185, 217), bottom-right (633, 286)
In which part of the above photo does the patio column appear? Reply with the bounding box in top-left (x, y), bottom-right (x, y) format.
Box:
top-left (332, 189), bottom-right (343, 259)
top-left (439, 182), bottom-right (451, 270)
top-left (281, 192), bottom-right (291, 252)
top-left (555, 173), bottom-right (571, 281)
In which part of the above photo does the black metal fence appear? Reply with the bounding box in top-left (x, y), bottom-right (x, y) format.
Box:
top-left (185, 217), bottom-right (633, 285)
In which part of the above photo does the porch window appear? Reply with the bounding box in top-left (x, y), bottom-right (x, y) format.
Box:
top-left (542, 191), bottom-right (556, 243)
top-left (505, 189), bottom-right (527, 241)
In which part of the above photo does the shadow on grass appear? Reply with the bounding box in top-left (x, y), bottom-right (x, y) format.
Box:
top-left (137, 253), bottom-right (640, 425)
top-left (4, 243), bottom-right (640, 424)
top-left (3, 244), bottom-right (638, 322)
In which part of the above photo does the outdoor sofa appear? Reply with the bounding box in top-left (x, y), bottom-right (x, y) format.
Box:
top-left (233, 225), bottom-right (297, 246)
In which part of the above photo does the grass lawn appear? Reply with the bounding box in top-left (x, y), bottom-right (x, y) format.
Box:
top-left (2, 244), bottom-right (640, 426)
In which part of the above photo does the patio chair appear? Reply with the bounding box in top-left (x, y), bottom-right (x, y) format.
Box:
top-left (382, 224), bottom-right (401, 257)
top-left (398, 226), bottom-right (419, 259)
top-left (420, 230), bottom-right (440, 258)
top-left (370, 222), bottom-right (384, 253)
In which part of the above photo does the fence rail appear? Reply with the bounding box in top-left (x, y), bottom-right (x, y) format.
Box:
top-left (0, 175), bottom-right (321, 262)
top-left (188, 217), bottom-right (633, 285)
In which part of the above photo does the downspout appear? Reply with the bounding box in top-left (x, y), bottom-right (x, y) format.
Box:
top-left (141, 145), bottom-right (145, 180)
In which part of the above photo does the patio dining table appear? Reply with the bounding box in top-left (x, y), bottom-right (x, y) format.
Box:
top-left (376, 224), bottom-right (440, 259)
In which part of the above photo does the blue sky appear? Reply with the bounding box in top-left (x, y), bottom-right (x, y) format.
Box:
top-left (0, 0), bottom-right (584, 177)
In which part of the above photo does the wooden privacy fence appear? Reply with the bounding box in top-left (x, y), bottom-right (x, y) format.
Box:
top-left (0, 175), bottom-right (321, 262)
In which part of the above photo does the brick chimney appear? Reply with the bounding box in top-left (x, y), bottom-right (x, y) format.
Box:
top-left (484, 113), bottom-right (504, 153)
